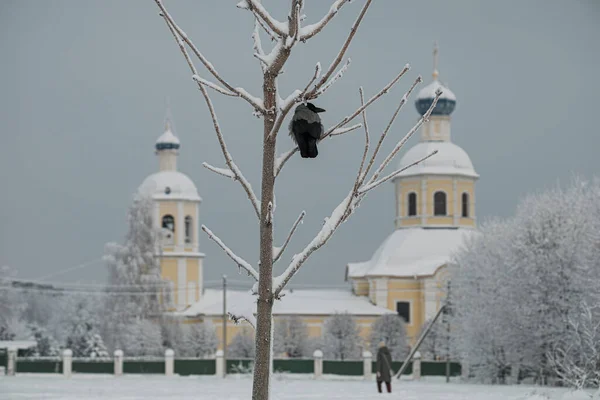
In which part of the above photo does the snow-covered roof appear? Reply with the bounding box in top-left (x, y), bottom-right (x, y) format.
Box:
top-left (155, 122), bottom-right (180, 150)
top-left (396, 141), bottom-right (478, 179)
top-left (346, 227), bottom-right (477, 279)
top-left (180, 289), bottom-right (394, 318)
top-left (138, 171), bottom-right (201, 202)
top-left (416, 80), bottom-right (456, 102)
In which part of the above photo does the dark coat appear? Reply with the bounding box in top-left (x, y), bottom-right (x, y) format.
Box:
top-left (376, 346), bottom-right (393, 382)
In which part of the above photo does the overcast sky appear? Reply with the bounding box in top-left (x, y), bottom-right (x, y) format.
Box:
top-left (1, 0), bottom-right (598, 289)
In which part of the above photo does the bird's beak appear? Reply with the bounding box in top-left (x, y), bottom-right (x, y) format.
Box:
top-left (315, 107), bottom-right (326, 113)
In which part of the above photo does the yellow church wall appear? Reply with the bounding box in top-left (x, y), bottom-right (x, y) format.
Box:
top-left (161, 258), bottom-right (178, 285)
top-left (183, 202), bottom-right (196, 218)
top-left (186, 258), bottom-right (199, 303)
top-left (387, 279), bottom-right (424, 342)
top-left (456, 180), bottom-right (476, 226)
top-left (352, 279), bottom-right (369, 296)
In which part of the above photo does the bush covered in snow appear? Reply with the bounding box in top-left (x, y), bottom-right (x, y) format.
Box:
top-left (228, 327), bottom-right (256, 359)
top-left (369, 314), bottom-right (409, 360)
top-left (323, 312), bottom-right (362, 361)
top-left (274, 316), bottom-right (309, 358)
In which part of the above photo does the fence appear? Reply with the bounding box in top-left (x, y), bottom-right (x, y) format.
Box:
top-left (1, 348), bottom-right (461, 379)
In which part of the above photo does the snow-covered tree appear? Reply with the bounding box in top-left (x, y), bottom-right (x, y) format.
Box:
top-left (121, 319), bottom-right (164, 357)
top-left (323, 313), bottom-right (361, 361)
top-left (450, 177), bottom-right (600, 385)
top-left (60, 295), bottom-right (107, 357)
top-left (26, 324), bottom-right (60, 357)
top-left (183, 322), bottom-right (219, 358)
top-left (160, 317), bottom-right (187, 356)
top-left (369, 314), bottom-right (409, 360)
top-left (274, 316), bottom-right (309, 358)
top-left (154, 0), bottom-right (442, 396)
top-left (228, 327), bottom-right (256, 359)
top-left (418, 317), bottom-right (450, 361)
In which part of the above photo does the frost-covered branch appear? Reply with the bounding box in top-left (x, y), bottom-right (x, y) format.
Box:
top-left (237, 0), bottom-right (288, 37)
top-left (275, 64), bottom-right (410, 177)
top-left (330, 124), bottom-right (362, 137)
top-left (156, 0), bottom-right (265, 113)
top-left (192, 75), bottom-right (237, 97)
top-left (273, 211), bottom-right (306, 264)
top-left (202, 162), bottom-right (235, 179)
top-left (305, 0), bottom-right (373, 99)
top-left (158, 8), bottom-right (261, 220)
top-left (202, 225), bottom-right (259, 281)
top-left (299, 0), bottom-right (350, 41)
top-left (285, 1), bottom-right (302, 49)
top-left (315, 58), bottom-right (351, 97)
top-left (360, 75), bottom-right (421, 185)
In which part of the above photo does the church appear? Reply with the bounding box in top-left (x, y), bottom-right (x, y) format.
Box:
top-left (135, 47), bottom-right (478, 349)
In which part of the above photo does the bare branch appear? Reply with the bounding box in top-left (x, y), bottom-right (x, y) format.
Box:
top-left (273, 211), bottom-right (306, 264)
top-left (202, 225), bottom-right (259, 281)
top-left (239, 0), bottom-right (288, 37)
top-left (202, 162), bottom-right (235, 179)
top-left (315, 58), bottom-right (351, 97)
top-left (192, 75), bottom-right (237, 97)
top-left (361, 75), bottom-right (422, 185)
top-left (359, 151), bottom-right (438, 194)
top-left (299, 0), bottom-right (350, 41)
top-left (330, 123), bottom-right (362, 137)
top-left (353, 87), bottom-right (370, 192)
top-left (368, 89), bottom-right (442, 184)
top-left (275, 64), bottom-right (410, 177)
top-left (228, 312), bottom-right (257, 330)
top-left (159, 12), bottom-right (261, 220)
top-left (306, 0), bottom-right (373, 99)
top-left (155, 0), bottom-right (265, 113)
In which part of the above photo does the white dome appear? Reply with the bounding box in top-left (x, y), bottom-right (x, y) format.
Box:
top-left (156, 128), bottom-right (180, 146)
top-left (396, 141), bottom-right (478, 178)
top-left (416, 79), bottom-right (456, 101)
top-left (138, 171), bottom-right (201, 201)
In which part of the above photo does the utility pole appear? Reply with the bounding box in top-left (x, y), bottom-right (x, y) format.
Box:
top-left (445, 280), bottom-right (451, 383)
top-left (222, 274), bottom-right (227, 378)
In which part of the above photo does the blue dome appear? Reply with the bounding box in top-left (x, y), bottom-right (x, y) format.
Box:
top-left (414, 80), bottom-right (456, 116)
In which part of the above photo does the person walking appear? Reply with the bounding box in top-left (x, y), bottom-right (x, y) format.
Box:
top-left (376, 341), bottom-right (393, 393)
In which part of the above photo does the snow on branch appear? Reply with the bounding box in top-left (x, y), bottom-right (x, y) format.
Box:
top-left (202, 162), bottom-right (235, 179)
top-left (330, 123), bottom-right (362, 137)
top-left (273, 211), bottom-right (306, 264)
top-left (192, 75), bottom-right (237, 97)
top-left (237, 0), bottom-right (288, 37)
top-left (228, 312), bottom-right (257, 330)
top-left (275, 64), bottom-right (410, 177)
top-left (155, 0), bottom-right (265, 114)
top-left (158, 8), bottom-right (262, 220)
top-left (315, 58), bottom-right (351, 97)
top-left (285, 1), bottom-right (302, 49)
top-left (202, 225), bottom-right (259, 281)
top-left (299, 0), bottom-right (350, 41)
top-left (306, 0), bottom-right (373, 99)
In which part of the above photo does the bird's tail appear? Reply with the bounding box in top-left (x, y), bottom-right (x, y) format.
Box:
top-left (306, 139), bottom-right (318, 158)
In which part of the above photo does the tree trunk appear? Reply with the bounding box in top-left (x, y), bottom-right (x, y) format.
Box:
top-left (252, 62), bottom-right (286, 399)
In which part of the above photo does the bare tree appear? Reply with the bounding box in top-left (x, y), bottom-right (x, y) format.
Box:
top-left (153, 1), bottom-right (439, 397)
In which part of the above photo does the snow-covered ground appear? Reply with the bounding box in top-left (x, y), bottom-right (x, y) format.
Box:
top-left (0, 374), bottom-right (591, 400)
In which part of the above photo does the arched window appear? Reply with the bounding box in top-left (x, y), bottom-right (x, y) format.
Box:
top-left (407, 192), bottom-right (417, 217)
top-left (462, 192), bottom-right (470, 218)
top-left (433, 191), bottom-right (447, 216)
top-left (184, 216), bottom-right (193, 244)
top-left (162, 215), bottom-right (175, 232)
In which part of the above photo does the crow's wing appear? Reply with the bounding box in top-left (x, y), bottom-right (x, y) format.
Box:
top-left (292, 119), bottom-right (323, 140)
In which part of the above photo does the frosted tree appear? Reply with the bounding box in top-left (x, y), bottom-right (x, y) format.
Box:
top-left (274, 316), bottom-right (309, 358)
top-left (547, 301), bottom-right (600, 389)
top-left (24, 324), bottom-right (60, 357)
top-left (183, 322), bottom-right (219, 358)
top-left (159, 317), bottom-right (187, 356)
top-left (122, 319), bottom-right (164, 357)
top-left (60, 294), bottom-right (108, 357)
top-left (418, 316), bottom-right (450, 361)
top-left (369, 314), bottom-right (409, 360)
top-left (323, 312), bottom-right (361, 361)
top-left (228, 327), bottom-right (256, 359)
top-left (154, 1), bottom-right (441, 397)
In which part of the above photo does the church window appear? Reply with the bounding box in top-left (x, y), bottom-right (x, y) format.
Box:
top-left (162, 215), bottom-right (175, 232)
top-left (184, 216), bottom-right (193, 244)
top-left (434, 191), bottom-right (447, 216)
top-left (462, 192), bottom-right (469, 218)
top-left (407, 192), bottom-right (417, 217)
top-left (396, 301), bottom-right (411, 323)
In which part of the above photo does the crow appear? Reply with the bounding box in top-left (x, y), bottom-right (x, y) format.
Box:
top-left (289, 102), bottom-right (326, 158)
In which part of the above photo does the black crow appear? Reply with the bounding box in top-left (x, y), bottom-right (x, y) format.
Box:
top-left (289, 102), bottom-right (326, 158)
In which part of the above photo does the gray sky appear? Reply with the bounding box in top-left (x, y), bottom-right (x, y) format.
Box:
top-left (1, 0), bottom-right (599, 288)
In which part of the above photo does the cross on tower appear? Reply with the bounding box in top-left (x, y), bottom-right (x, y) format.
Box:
top-left (432, 41), bottom-right (439, 80)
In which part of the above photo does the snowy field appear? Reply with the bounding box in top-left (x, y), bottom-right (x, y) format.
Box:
top-left (0, 374), bottom-right (586, 400)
